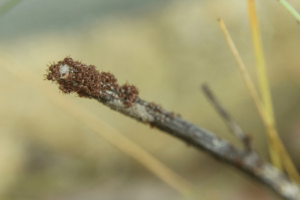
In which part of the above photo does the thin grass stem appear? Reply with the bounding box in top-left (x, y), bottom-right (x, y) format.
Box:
top-left (278, 0), bottom-right (300, 23)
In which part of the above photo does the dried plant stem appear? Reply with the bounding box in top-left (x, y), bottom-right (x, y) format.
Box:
top-left (1, 57), bottom-right (197, 200)
top-left (44, 57), bottom-right (300, 200)
top-left (217, 18), bottom-right (266, 120)
top-left (248, 0), bottom-right (274, 121)
top-left (247, 0), bottom-right (281, 170)
top-left (247, 0), bottom-right (300, 182)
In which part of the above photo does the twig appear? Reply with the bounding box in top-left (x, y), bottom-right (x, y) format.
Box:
top-left (2, 56), bottom-right (197, 199)
top-left (201, 84), bottom-right (252, 152)
top-left (45, 57), bottom-right (300, 200)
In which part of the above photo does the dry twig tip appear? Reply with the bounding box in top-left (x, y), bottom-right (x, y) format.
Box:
top-left (46, 57), bottom-right (139, 108)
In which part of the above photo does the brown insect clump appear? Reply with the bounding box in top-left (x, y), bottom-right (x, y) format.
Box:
top-left (45, 57), bottom-right (139, 107)
top-left (119, 84), bottom-right (139, 107)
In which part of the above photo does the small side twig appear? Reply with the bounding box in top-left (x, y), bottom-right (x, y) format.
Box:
top-left (201, 84), bottom-right (252, 152)
top-left (45, 57), bottom-right (300, 200)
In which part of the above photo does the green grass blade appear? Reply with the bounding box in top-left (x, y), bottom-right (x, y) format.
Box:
top-left (278, 0), bottom-right (300, 23)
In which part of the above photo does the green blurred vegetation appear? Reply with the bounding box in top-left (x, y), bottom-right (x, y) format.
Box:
top-left (0, 0), bottom-right (300, 199)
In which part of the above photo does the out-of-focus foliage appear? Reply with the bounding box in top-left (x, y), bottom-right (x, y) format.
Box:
top-left (0, 0), bottom-right (300, 199)
top-left (0, 0), bottom-right (21, 17)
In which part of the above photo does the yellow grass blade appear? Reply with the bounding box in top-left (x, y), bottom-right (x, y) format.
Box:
top-left (247, 0), bottom-right (274, 124)
top-left (247, 0), bottom-right (300, 182)
top-left (1, 56), bottom-right (198, 199)
top-left (247, 0), bottom-right (282, 170)
top-left (278, 0), bottom-right (300, 23)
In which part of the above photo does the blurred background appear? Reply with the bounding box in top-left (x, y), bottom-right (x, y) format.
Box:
top-left (0, 0), bottom-right (300, 199)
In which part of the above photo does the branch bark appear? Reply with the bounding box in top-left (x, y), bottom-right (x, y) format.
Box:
top-left (45, 57), bottom-right (300, 200)
top-left (201, 84), bottom-right (252, 152)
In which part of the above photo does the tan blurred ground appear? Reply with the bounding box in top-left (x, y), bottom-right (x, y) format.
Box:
top-left (0, 0), bottom-right (300, 199)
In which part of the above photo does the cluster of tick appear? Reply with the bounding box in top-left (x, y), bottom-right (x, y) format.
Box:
top-left (119, 84), bottom-right (139, 107)
top-left (45, 57), bottom-right (139, 107)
